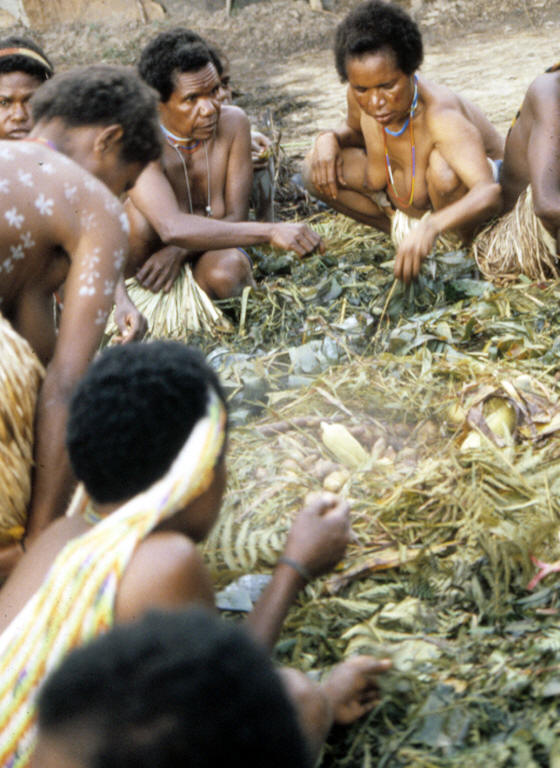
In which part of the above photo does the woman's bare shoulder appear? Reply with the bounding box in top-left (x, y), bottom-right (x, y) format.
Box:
top-left (115, 530), bottom-right (215, 623)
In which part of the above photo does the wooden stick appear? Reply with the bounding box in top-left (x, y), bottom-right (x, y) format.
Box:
top-left (372, 278), bottom-right (398, 345)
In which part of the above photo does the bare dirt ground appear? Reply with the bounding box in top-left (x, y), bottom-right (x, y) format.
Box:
top-left (26, 0), bottom-right (560, 167)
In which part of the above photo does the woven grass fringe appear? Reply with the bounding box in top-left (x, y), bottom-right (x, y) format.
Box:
top-left (473, 186), bottom-right (559, 283)
top-left (105, 265), bottom-right (232, 342)
top-left (391, 208), bottom-right (463, 252)
top-left (0, 314), bottom-right (44, 543)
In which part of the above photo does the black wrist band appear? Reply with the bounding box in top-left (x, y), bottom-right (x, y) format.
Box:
top-left (278, 556), bottom-right (313, 584)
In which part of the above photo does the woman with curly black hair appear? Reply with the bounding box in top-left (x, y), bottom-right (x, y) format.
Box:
top-left (304, 0), bottom-right (504, 284)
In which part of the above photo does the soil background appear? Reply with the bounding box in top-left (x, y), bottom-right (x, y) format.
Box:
top-left (12, 0), bottom-right (560, 178)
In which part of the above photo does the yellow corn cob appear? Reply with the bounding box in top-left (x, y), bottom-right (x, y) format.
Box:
top-left (461, 398), bottom-right (517, 451)
top-left (320, 422), bottom-right (369, 469)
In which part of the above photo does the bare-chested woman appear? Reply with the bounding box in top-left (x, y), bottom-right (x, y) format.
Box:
top-left (303, 0), bottom-right (504, 284)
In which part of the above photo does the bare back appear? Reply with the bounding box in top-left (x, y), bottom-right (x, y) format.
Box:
top-left (501, 70), bottom-right (560, 212)
top-left (0, 140), bottom-right (130, 364)
top-left (0, 140), bottom-right (133, 545)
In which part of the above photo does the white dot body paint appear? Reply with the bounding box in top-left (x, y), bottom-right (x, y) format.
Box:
top-left (5, 207), bottom-right (24, 229)
top-left (81, 211), bottom-right (98, 231)
top-left (64, 183), bottom-right (78, 202)
top-left (78, 248), bottom-right (102, 297)
top-left (119, 212), bottom-right (130, 235)
top-left (17, 169), bottom-right (34, 188)
top-left (104, 196), bottom-right (121, 215)
top-left (0, 143), bottom-right (129, 327)
top-left (35, 194), bottom-right (54, 216)
top-left (84, 176), bottom-right (104, 193)
top-left (94, 308), bottom-right (109, 326)
top-left (0, 233), bottom-right (35, 275)
top-left (113, 249), bottom-right (125, 270)
top-left (21, 231), bottom-right (35, 249)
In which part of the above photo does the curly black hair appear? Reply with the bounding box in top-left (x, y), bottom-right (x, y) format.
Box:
top-left (31, 65), bottom-right (161, 165)
top-left (335, 0), bottom-right (423, 81)
top-left (37, 608), bottom-right (312, 768)
top-left (0, 35), bottom-right (53, 81)
top-left (205, 40), bottom-right (226, 77)
top-left (138, 29), bottom-right (215, 102)
top-left (67, 341), bottom-right (227, 504)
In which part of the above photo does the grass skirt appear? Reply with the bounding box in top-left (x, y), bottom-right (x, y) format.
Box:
top-left (473, 186), bottom-right (559, 283)
top-left (391, 208), bottom-right (464, 253)
top-left (105, 265), bottom-right (232, 342)
top-left (0, 315), bottom-right (44, 542)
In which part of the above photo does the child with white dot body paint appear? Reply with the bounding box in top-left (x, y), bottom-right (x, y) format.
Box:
top-left (0, 65), bottom-right (162, 578)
